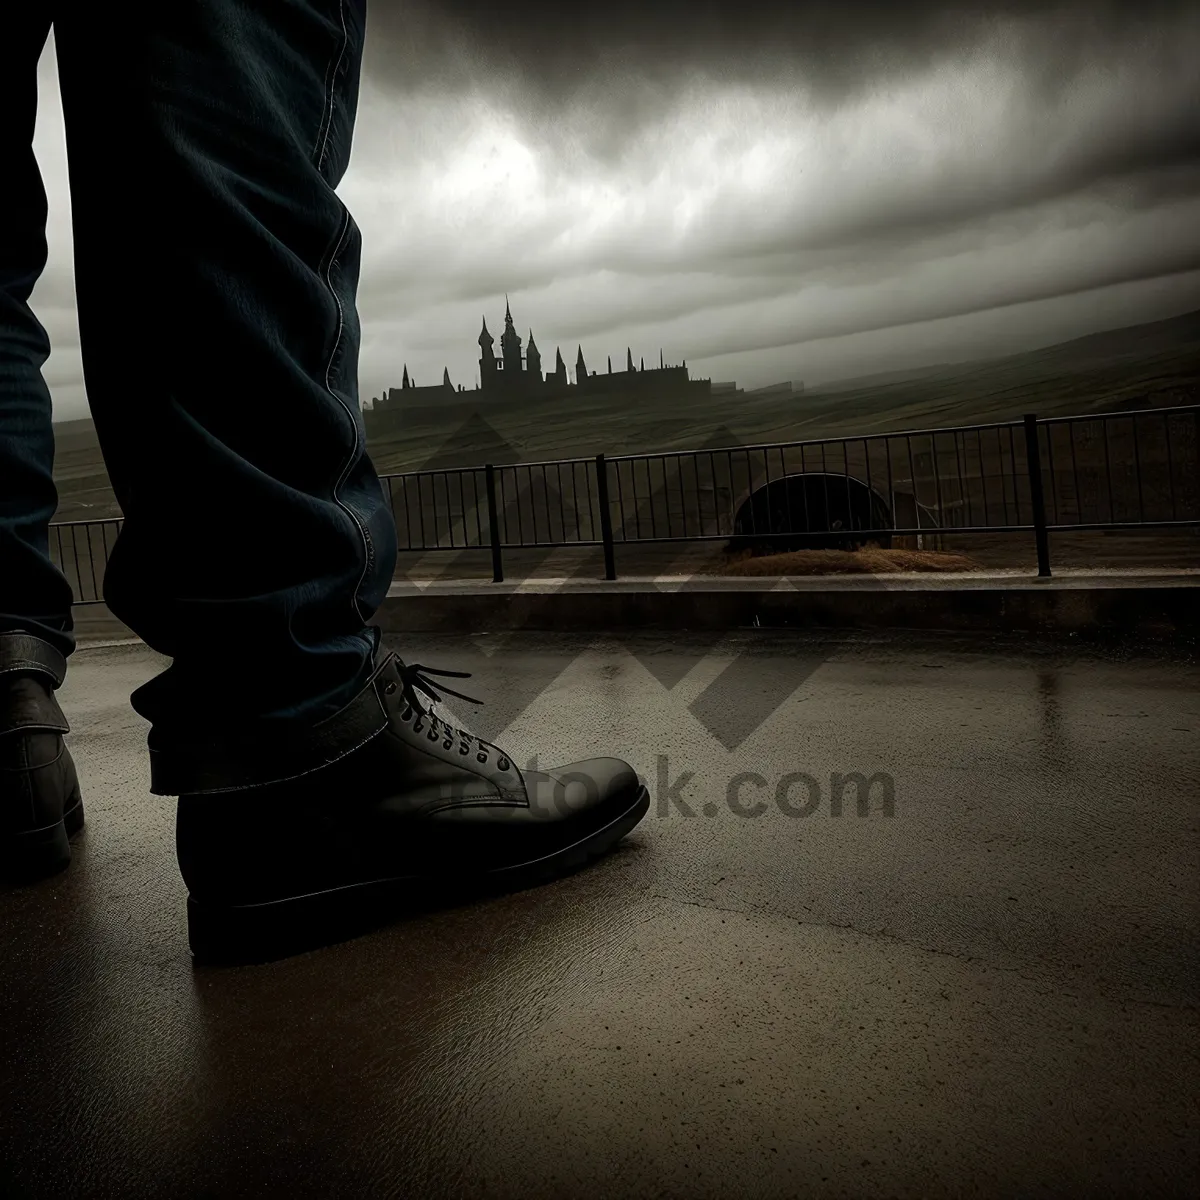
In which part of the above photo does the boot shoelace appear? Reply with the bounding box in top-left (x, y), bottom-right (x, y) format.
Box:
top-left (389, 659), bottom-right (511, 771)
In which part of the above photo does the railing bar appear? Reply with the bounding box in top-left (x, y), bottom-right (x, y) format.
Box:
top-left (820, 443), bottom-right (830, 538)
top-left (884, 437), bottom-right (895, 534)
top-left (614, 458), bottom-right (627, 543)
top-left (473, 470), bottom-right (485, 546)
top-left (975, 429), bottom-right (989, 526)
top-left (996, 427), bottom-right (1009, 525)
top-left (1165, 411), bottom-right (1177, 521)
top-left (1132, 416), bottom-right (1145, 521)
top-left (799, 443), bottom-right (810, 532)
top-left (931, 433), bottom-right (945, 529)
top-left (69, 525), bottom-right (82, 601)
top-left (726, 449), bottom-right (741, 538)
top-left (1007, 424), bottom-right (1021, 522)
top-left (678, 455), bottom-right (690, 538)
top-left (1043, 424), bottom-right (1059, 524)
top-left (843, 442), bottom-right (852, 540)
top-left (1068, 420), bottom-right (1081, 524)
top-left (585, 460), bottom-right (597, 542)
top-left (86, 523), bottom-right (99, 600)
top-left (781, 446), bottom-right (794, 539)
top-left (646, 458), bottom-right (658, 539)
top-left (954, 429), bottom-right (970, 527)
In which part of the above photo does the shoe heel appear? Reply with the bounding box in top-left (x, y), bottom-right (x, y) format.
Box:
top-left (0, 819), bottom-right (71, 882)
top-left (187, 881), bottom-right (408, 966)
top-left (0, 790), bottom-right (84, 884)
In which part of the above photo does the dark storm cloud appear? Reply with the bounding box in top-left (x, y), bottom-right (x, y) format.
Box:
top-left (362, 0), bottom-right (1200, 255)
top-left (364, 0), bottom-right (1197, 108)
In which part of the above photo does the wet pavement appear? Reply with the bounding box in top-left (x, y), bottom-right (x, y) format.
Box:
top-left (2, 630), bottom-right (1198, 1198)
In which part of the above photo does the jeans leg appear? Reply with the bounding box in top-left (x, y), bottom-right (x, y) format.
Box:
top-left (0, 12), bottom-right (76, 669)
top-left (53, 0), bottom-right (398, 791)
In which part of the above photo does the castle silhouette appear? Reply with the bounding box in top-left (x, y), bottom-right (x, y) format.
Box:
top-left (362, 296), bottom-right (717, 437)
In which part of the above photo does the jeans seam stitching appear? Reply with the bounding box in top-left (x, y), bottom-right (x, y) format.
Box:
top-left (323, 205), bottom-right (374, 620)
top-left (312, 0), bottom-right (374, 628)
top-left (314, 0), bottom-right (350, 174)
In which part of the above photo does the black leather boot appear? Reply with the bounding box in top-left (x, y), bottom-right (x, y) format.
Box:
top-left (0, 633), bottom-right (84, 882)
top-left (165, 640), bottom-right (649, 961)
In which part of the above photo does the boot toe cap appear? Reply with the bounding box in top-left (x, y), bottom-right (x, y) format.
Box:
top-left (525, 756), bottom-right (642, 816)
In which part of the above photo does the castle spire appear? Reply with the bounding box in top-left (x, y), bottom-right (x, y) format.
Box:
top-left (402, 364), bottom-right (410, 389)
top-left (443, 366), bottom-right (451, 388)
top-left (627, 347), bottom-right (634, 372)
top-left (525, 328), bottom-right (542, 380)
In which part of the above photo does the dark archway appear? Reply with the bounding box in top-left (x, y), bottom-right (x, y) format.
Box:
top-left (730, 472), bottom-right (894, 552)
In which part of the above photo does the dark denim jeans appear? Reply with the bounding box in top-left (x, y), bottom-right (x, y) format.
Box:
top-left (0, 1), bottom-right (398, 789)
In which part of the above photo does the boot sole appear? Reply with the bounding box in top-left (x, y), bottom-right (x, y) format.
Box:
top-left (0, 791), bottom-right (85, 884)
top-left (187, 784), bottom-right (650, 965)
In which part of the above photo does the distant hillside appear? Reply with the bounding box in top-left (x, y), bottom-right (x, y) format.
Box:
top-left (50, 307), bottom-right (1200, 517)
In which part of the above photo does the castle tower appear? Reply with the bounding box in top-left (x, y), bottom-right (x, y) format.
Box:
top-left (554, 345), bottom-right (567, 384)
top-left (442, 366), bottom-right (452, 389)
top-left (576, 344), bottom-right (587, 384)
top-left (607, 355), bottom-right (612, 374)
top-left (526, 328), bottom-right (542, 382)
top-left (500, 295), bottom-right (523, 379)
top-left (402, 364), bottom-right (410, 389)
top-left (478, 315), bottom-right (496, 390)
top-left (627, 347), bottom-right (634, 372)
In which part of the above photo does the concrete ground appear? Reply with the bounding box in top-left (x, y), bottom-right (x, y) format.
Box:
top-left (2, 630), bottom-right (1198, 1198)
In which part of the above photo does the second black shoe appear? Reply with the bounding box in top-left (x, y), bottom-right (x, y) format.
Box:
top-left (1, 633), bottom-right (84, 884)
top-left (172, 646), bottom-right (649, 961)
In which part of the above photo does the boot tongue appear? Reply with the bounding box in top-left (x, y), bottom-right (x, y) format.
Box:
top-left (425, 701), bottom-right (474, 739)
top-left (1, 676), bottom-right (70, 736)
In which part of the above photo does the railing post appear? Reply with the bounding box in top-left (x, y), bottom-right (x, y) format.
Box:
top-left (595, 453), bottom-right (617, 580)
top-left (485, 463), bottom-right (504, 583)
top-left (1023, 413), bottom-right (1051, 577)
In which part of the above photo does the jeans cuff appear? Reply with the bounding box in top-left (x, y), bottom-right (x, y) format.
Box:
top-left (0, 632), bottom-right (68, 689)
top-left (146, 649), bottom-right (393, 796)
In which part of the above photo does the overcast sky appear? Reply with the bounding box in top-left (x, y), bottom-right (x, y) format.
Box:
top-left (31, 0), bottom-right (1200, 420)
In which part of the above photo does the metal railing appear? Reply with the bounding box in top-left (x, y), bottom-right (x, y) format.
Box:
top-left (51, 403), bottom-right (1200, 602)
top-left (46, 518), bottom-right (123, 605)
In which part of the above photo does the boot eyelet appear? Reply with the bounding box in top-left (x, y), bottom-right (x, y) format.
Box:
top-left (428, 728), bottom-right (439, 741)
top-left (413, 719), bottom-right (424, 733)
top-left (459, 744), bottom-right (470, 755)
top-left (498, 757), bottom-right (510, 771)
top-left (476, 751), bottom-right (488, 764)
top-left (401, 706), bottom-right (412, 721)
top-left (384, 681), bottom-right (397, 695)
top-left (442, 738), bottom-right (453, 750)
